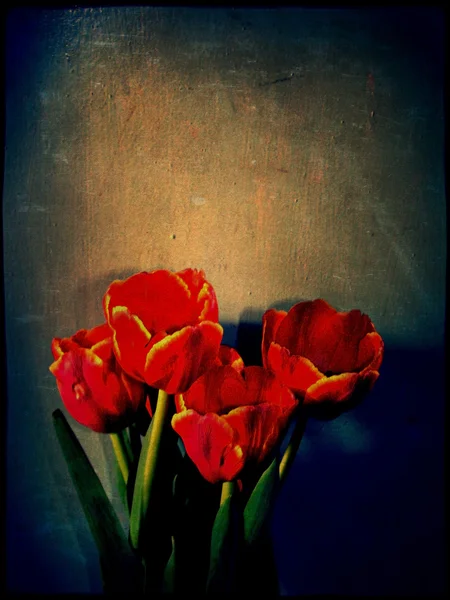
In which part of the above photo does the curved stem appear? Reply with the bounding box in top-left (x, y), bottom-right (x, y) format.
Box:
top-left (279, 411), bottom-right (307, 486)
top-left (110, 431), bottom-right (130, 484)
top-left (141, 389), bottom-right (172, 510)
top-left (220, 480), bottom-right (236, 506)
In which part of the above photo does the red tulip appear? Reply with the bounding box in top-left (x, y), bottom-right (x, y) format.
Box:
top-left (145, 344), bottom-right (244, 418)
top-left (172, 365), bottom-right (298, 484)
top-left (215, 344), bottom-right (245, 372)
top-left (49, 323), bottom-right (146, 433)
top-left (103, 269), bottom-right (223, 394)
top-left (262, 299), bottom-right (384, 407)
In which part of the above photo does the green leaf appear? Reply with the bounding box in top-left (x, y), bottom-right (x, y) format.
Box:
top-left (164, 456), bottom-right (221, 595)
top-left (162, 539), bottom-right (176, 593)
top-left (243, 456), bottom-right (279, 547)
top-left (52, 409), bottom-right (143, 593)
top-left (114, 458), bottom-right (129, 513)
top-left (161, 473), bottom-right (182, 593)
top-left (129, 417), bottom-right (154, 550)
top-left (121, 427), bottom-right (134, 466)
top-left (206, 483), bottom-right (241, 594)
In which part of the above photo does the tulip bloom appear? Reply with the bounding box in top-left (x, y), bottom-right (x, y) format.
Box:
top-left (172, 365), bottom-right (298, 484)
top-left (103, 269), bottom-right (223, 394)
top-left (49, 323), bottom-right (146, 433)
top-left (215, 344), bottom-right (244, 372)
top-left (145, 344), bottom-right (244, 417)
top-left (262, 299), bottom-right (384, 407)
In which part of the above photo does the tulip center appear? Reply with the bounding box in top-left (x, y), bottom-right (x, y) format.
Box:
top-left (72, 381), bottom-right (90, 401)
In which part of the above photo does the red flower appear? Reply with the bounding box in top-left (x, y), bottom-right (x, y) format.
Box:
top-left (49, 323), bottom-right (146, 433)
top-left (145, 344), bottom-right (244, 417)
top-left (103, 269), bottom-right (223, 394)
top-left (172, 365), bottom-right (298, 484)
top-left (215, 344), bottom-right (245, 372)
top-left (262, 299), bottom-right (384, 407)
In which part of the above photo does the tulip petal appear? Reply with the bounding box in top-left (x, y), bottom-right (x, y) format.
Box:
top-left (181, 365), bottom-right (247, 414)
top-left (181, 364), bottom-right (297, 416)
top-left (361, 369), bottom-right (380, 392)
top-left (104, 270), bottom-right (196, 335)
top-left (261, 309), bottom-right (286, 368)
top-left (52, 336), bottom-right (82, 359)
top-left (305, 370), bottom-right (380, 417)
top-left (274, 299), bottom-right (334, 361)
top-left (50, 345), bottom-right (145, 433)
top-left (91, 338), bottom-right (114, 363)
top-left (120, 371), bottom-right (146, 408)
top-left (173, 367), bottom-right (297, 484)
top-left (51, 323), bottom-right (112, 360)
top-left (76, 323), bottom-right (112, 347)
top-left (50, 323), bottom-right (145, 433)
top-left (177, 268), bottom-right (219, 323)
top-left (171, 411), bottom-right (244, 484)
top-left (50, 349), bottom-right (119, 432)
top-left (275, 299), bottom-right (375, 374)
top-left (198, 283), bottom-right (219, 322)
top-left (304, 372), bottom-right (360, 405)
top-left (358, 332), bottom-right (384, 373)
top-left (216, 345), bottom-right (244, 372)
top-left (267, 342), bottom-right (324, 396)
top-left (51, 338), bottom-right (66, 359)
top-left (174, 393), bottom-right (185, 414)
top-left (323, 310), bottom-right (375, 374)
top-left (241, 366), bottom-right (298, 409)
top-left (224, 404), bottom-right (291, 464)
top-left (144, 322), bottom-right (223, 394)
top-left (103, 269), bottom-right (221, 395)
top-left (109, 306), bottom-right (151, 382)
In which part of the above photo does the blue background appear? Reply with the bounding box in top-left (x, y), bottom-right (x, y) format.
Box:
top-left (4, 7), bottom-right (446, 595)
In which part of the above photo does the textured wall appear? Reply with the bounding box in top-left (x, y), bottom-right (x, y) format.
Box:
top-left (4, 7), bottom-right (445, 594)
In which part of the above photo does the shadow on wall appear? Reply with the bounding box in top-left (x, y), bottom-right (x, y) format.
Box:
top-left (273, 344), bottom-right (445, 595)
top-left (232, 315), bottom-right (445, 595)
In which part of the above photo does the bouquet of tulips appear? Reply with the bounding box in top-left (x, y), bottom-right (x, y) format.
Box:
top-left (49, 268), bottom-right (384, 595)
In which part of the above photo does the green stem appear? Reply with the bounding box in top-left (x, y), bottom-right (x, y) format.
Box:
top-left (121, 428), bottom-right (133, 465)
top-left (141, 389), bottom-right (172, 513)
top-left (220, 480), bottom-right (235, 506)
top-left (129, 422), bottom-right (142, 463)
top-left (110, 431), bottom-right (130, 484)
top-left (279, 411), bottom-right (307, 486)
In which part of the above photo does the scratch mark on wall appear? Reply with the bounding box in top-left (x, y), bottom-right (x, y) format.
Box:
top-left (18, 203), bottom-right (49, 213)
top-left (259, 72), bottom-right (295, 87)
top-left (14, 315), bottom-right (45, 323)
top-left (372, 208), bottom-right (433, 305)
top-left (53, 153), bottom-right (69, 164)
top-left (92, 41), bottom-right (117, 47)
